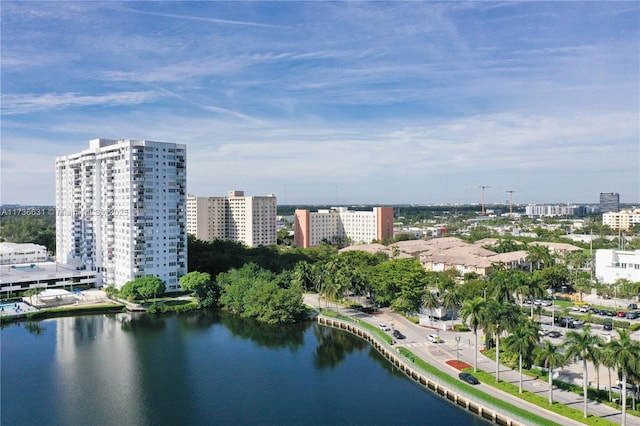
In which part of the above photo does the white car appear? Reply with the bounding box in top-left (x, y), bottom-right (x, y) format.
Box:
top-left (378, 323), bottom-right (391, 331)
top-left (427, 334), bottom-right (440, 343)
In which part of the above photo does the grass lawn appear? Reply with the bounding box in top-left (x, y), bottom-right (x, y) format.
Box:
top-left (464, 368), bottom-right (621, 426)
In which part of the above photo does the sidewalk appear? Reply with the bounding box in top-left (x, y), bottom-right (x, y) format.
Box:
top-left (304, 294), bottom-right (639, 426)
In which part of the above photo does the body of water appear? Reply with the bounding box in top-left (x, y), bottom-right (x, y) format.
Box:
top-left (1, 312), bottom-right (487, 425)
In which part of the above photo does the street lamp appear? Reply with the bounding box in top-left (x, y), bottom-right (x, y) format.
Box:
top-left (455, 335), bottom-right (461, 364)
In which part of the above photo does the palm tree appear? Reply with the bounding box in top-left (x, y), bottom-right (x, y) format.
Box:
top-left (600, 344), bottom-right (616, 403)
top-left (605, 329), bottom-right (640, 426)
top-left (526, 244), bottom-right (552, 272)
top-left (490, 270), bottom-right (513, 303)
top-left (505, 320), bottom-right (540, 393)
top-left (459, 296), bottom-right (485, 372)
top-left (481, 300), bottom-right (521, 382)
top-left (535, 340), bottom-right (566, 405)
top-left (421, 290), bottom-right (439, 324)
top-left (291, 261), bottom-right (314, 291)
top-left (442, 288), bottom-right (461, 331)
top-left (563, 326), bottom-right (605, 418)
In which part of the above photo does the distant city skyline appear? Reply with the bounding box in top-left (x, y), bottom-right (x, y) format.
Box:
top-left (1, 2), bottom-right (639, 205)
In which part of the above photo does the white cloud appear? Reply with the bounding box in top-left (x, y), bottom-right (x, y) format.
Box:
top-left (1, 92), bottom-right (160, 114)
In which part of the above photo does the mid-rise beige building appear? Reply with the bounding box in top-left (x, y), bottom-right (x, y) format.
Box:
top-left (187, 191), bottom-right (277, 247)
top-left (294, 207), bottom-right (394, 248)
top-left (603, 209), bottom-right (640, 231)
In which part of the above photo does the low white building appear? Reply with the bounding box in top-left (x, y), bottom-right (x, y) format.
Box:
top-left (595, 249), bottom-right (640, 284)
top-left (0, 243), bottom-right (48, 265)
top-left (0, 261), bottom-right (97, 296)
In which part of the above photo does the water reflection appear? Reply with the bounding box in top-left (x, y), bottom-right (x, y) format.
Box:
top-left (313, 326), bottom-right (368, 369)
top-left (219, 311), bottom-right (308, 351)
top-left (2, 313), bottom-right (487, 426)
top-left (24, 321), bottom-right (46, 335)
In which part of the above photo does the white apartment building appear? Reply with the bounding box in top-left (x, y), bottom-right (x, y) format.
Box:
top-left (186, 191), bottom-right (277, 247)
top-left (602, 209), bottom-right (640, 231)
top-left (294, 207), bottom-right (394, 248)
top-left (595, 249), bottom-right (640, 284)
top-left (525, 204), bottom-right (583, 217)
top-left (0, 242), bottom-right (48, 265)
top-left (56, 139), bottom-right (187, 291)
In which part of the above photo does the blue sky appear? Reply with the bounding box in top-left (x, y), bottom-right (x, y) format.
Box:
top-left (1, 1), bottom-right (639, 206)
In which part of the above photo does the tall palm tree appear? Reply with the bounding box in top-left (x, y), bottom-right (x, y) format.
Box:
top-left (535, 340), bottom-right (566, 405)
top-left (490, 270), bottom-right (513, 303)
top-left (291, 261), bottom-right (314, 291)
top-left (563, 326), bottom-right (605, 418)
top-left (481, 300), bottom-right (521, 382)
top-left (605, 329), bottom-right (640, 426)
top-left (459, 296), bottom-right (485, 372)
top-left (505, 320), bottom-right (540, 393)
top-left (600, 344), bottom-right (616, 403)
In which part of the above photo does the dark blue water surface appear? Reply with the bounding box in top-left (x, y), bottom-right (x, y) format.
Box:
top-left (1, 313), bottom-right (486, 426)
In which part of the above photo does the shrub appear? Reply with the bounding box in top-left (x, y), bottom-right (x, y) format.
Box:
top-left (453, 324), bottom-right (470, 332)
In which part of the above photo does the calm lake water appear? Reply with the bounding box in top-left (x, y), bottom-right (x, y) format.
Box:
top-left (1, 312), bottom-right (487, 425)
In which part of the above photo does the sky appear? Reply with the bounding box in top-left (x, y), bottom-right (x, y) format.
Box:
top-left (1, 1), bottom-right (639, 206)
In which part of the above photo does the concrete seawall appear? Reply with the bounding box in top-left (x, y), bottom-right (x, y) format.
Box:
top-left (318, 315), bottom-right (534, 426)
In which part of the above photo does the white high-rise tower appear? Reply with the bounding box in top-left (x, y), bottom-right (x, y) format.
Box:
top-left (55, 139), bottom-right (187, 291)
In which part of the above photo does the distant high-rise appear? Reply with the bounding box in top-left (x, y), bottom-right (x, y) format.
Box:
top-left (56, 139), bottom-right (187, 291)
top-left (599, 192), bottom-right (619, 213)
top-left (186, 191), bottom-right (277, 247)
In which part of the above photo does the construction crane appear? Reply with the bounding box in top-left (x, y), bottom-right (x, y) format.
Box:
top-left (479, 186), bottom-right (491, 216)
top-left (506, 190), bottom-right (518, 218)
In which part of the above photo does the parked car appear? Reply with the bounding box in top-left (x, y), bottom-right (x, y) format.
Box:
top-left (378, 323), bottom-right (391, 331)
top-left (627, 303), bottom-right (638, 310)
top-left (559, 318), bottom-right (576, 328)
top-left (393, 330), bottom-right (406, 339)
top-left (459, 373), bottom-right (480, 385)
top-left (626, 311), bottom-right (639, 320)
top-left (606, 310), bottom-right (616, 317)
top-left (538, 329), bottom-right (549, 336)
top-left (611, 385), bottom-right (635, 397)
top-left (598, 309), bottom-right (608, 316)
top-left (548, 331), bottom-right (562, 338)
top-left (603, 319), bottom-right (613, 331)
top-left (617, 311), bottom-right (627, 318)
top-left (427, 334), bottom-right (440, 343)
top-left (541, 299), bottom-right (552, 307)
top-left (579, 305), bottom-right (590, 313)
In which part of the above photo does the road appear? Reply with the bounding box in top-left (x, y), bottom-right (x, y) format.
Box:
top-left (304, 294), bottom-right (640, 426)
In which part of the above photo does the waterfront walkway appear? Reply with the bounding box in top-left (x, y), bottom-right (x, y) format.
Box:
top-left (304, 294), bottom-right (639, 426)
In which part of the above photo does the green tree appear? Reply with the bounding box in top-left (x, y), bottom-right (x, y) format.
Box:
top-left (534, 340), bottom-right (566, 405)
top-left (180, 271), bottom-right (219, 307)
top-left (535, 264), bottom-right (570, 292)
top-left (459, 296), bottom-right (485, 372)
top-left (605, 330), bottom-right (640, 426)
top-left (505, 320), bottom-right (540, 393)
top-left (136, 276), bottom-right (165, 302)
top-left (371, 258), bottom-right (427, 313)
top-left (119, 276), bottom-right (165, 302)
top-left (563, 326), bottom-right (605, 418)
